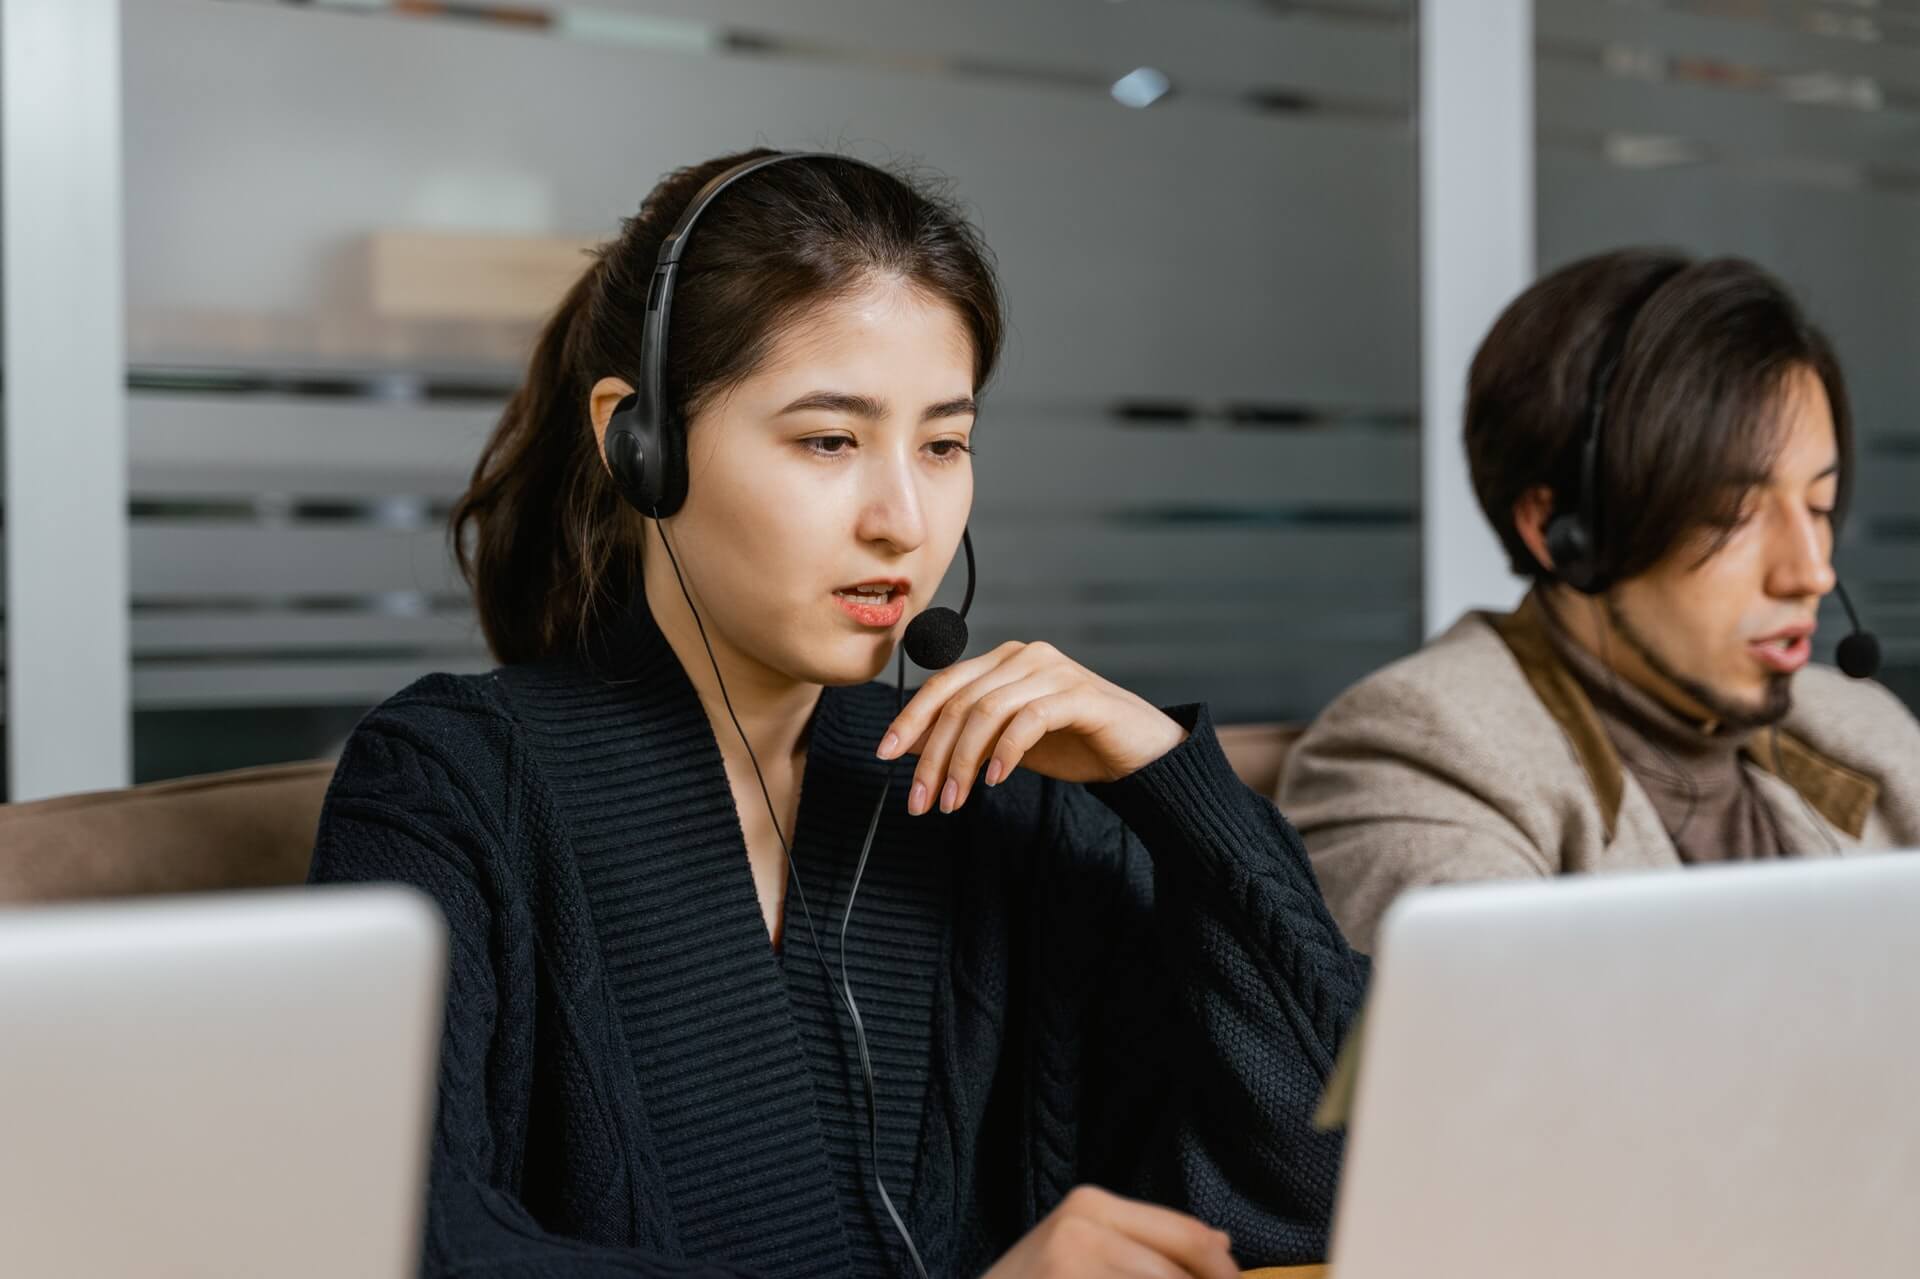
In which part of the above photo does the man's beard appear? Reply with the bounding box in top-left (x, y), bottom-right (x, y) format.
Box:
top-left (1605, 595), bottom-right (1794, 731)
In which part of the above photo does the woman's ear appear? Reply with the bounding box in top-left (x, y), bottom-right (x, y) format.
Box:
top-left (588, 377), bottom-right (638, 466)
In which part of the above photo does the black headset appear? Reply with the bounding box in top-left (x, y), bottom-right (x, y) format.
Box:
top-left (1543, 270), bottom-right (1879, 679)
top-left (1542, 266), bottom-right (1684, 597)
top-left (601, 153), bottom-right (805, 520)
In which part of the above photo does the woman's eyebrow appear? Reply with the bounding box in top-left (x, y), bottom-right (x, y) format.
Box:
top-left (776, 390), bottom-right (887, 419)
top-left (923, 396), bottom-right (977, 422)
top-left (773, 391), bottom-right (977, 422)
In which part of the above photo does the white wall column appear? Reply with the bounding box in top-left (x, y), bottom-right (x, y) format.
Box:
top-left (1420, 0), bottom-right (1535, 634)
top-left (3, 0), bottom-right (130, 798)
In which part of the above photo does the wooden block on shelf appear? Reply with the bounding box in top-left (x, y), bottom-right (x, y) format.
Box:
top-left (358, 230), bottom-right (602, 324)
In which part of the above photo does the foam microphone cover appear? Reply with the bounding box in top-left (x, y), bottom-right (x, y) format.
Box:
top-left (903, 607), bottom-right (968, 670)
top-left (1836, 629), bottom-right (1882, 681)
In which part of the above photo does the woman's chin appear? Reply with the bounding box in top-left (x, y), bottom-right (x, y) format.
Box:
top-left (794, 634), bottom-right (899, 688)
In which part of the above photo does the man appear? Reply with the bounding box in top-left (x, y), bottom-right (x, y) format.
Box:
top-left (1281, 249), bottom-right (1920, 952)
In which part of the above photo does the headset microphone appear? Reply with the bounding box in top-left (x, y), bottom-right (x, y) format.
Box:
top-left (1833, 578), bottom-right (1882, 681)
top-left (901, 527), bottom-right (976, 670)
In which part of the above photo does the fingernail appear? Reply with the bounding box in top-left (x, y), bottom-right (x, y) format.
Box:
top-left (984, 758), bottom-right (1004, 786)
top-left (908, 781), bottom-right (927, 815)
top-left (877, 732), bottom-right (899, 759)
top-left (939, 777), bottom-right (958, 813)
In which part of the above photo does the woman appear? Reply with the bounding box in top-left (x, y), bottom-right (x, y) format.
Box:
top-left (311, 149), bottom-right (1366, 1279)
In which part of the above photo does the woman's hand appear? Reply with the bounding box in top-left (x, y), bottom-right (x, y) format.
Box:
top-left (982, 1186), bottom-right (1240, 1279)
top-left (876, 640), bottom-right (1187, 815)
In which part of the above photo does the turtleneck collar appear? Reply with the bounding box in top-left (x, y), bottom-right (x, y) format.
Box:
top-left (1535, 593), bottom-right (1755, 781)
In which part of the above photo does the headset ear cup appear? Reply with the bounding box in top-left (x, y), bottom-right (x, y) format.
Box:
top-left (1545, 512), bottom-right (1600, 595)
top-left (604, 394), bottom-right (656, 516)
top-left (604, 394), bottom-right (689, 518)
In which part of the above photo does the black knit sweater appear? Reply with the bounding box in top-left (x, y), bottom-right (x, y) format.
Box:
top-left (309, 606), bottom-right (1367, 1278)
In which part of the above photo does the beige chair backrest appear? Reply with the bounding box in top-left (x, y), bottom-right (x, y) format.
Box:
top-left (0, 720), bottom-right (1302, 906)
top-left (0, 761), bottom-right (335, 904)
top-left (1215, 722), bottom-right (1306, 801)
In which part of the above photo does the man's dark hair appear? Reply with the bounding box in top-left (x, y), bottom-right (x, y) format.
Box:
top-left (1465, 248), bottom-right (1853, 585)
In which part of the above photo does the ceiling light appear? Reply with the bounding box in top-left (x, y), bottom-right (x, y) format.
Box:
top-left (1110, 67), bottom-right (1171, 109)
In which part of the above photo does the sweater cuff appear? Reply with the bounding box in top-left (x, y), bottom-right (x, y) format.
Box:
top-left (1086, 703), bottom-right (1266, 878)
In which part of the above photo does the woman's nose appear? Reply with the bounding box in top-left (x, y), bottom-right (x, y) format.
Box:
top-left (854, 458), bottom-right (928, 554)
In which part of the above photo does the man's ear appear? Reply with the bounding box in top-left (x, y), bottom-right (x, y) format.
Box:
top-left (588, 377), bottom-right (637, 466)
top-left (1514, 484), bottom-right (1559, 572)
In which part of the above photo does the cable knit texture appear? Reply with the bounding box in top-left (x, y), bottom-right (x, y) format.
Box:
top-left (310, 602), bottom-right (1367, 1278)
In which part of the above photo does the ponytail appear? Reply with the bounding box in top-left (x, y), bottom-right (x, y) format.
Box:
top-left (451, 261), bottom-right (641, 665)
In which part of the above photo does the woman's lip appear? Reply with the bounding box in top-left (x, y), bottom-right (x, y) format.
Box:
top-left (1749, 633), bottom-right (1812, 674)
top-left (833, 579), bottom-right (911, 595)
top-left (834, 592), bottom-right (906, 628)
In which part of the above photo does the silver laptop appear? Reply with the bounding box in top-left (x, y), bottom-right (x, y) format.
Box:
top-left (0, 886), bottom-right (446, 1278)
top-left (1333, 854), bottom-right (1920, 1279)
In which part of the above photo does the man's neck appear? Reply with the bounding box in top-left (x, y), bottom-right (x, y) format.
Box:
top-left (1537, 586), bottom-right (1723, 731)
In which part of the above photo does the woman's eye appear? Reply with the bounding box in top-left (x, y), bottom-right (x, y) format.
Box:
top-left (802, 435), bottom-right (855, 457)
top-left (926, 439), bottom-right (974, 462)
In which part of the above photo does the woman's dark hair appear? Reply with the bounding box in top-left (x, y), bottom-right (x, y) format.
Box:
top-left (452, 149), bottom-right (1005, 664)
top-left (1465, 248), bottom-right (1852, 585)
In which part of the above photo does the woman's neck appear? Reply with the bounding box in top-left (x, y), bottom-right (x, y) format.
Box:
top-left (645, 576), bottom-right (822, 774)
top-left (641, 571), bottom-right (819, 948)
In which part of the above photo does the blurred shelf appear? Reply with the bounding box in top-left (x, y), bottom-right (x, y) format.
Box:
top-left (130, 227), bottom-right (604, 382)
top-left (129, 306), bottom-right (540, 384)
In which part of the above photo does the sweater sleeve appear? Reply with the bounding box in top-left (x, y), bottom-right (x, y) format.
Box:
top-left (310, 693), bottom-right (758, 1279)
top-left (1063, 704), bottom-right (1369, 1267)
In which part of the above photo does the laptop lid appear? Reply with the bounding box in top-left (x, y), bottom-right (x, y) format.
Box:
top-left (0, 886), bottom-right (445, 1278)
top-left (1331, 854), bottom-right (1920, 1279)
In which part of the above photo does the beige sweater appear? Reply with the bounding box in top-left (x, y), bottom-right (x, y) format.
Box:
top-left (1280, 597), bottom-right (1920, 953)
